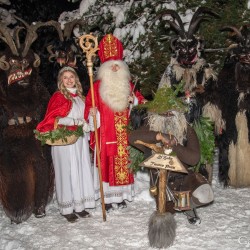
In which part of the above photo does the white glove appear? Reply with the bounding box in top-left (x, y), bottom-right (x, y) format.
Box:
top-left (133, 96), bottom-right (139, 106)
top-left (58, 117), bottom-right (84, 126)
top-left (88, 110), bottom-right (100, 131)
top-left (58, 117), bottom-right (75, 126)
top-left (82, 120), bottom-right (90, 132)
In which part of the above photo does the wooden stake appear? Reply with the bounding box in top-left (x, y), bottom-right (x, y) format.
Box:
top-left (158, 169), bottom-right (167, 213)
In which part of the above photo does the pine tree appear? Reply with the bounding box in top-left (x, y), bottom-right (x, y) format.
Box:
top-left (2, 0), bottom-right (250, 97)
top-left (76, 0), bottom-right (250, 98)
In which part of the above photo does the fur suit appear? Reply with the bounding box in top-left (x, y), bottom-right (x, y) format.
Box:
top-left (158, 8), bottom-right (223, 133)
top-left (217, 25), bottom-right (250, 187)
top-left (0, 47), bottom-right (54, 223)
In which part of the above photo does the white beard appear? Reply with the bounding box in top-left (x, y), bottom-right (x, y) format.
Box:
top-left (147, 111), bottom-right (187, 145)
top-left (98, 60), bottom-right (131, 112)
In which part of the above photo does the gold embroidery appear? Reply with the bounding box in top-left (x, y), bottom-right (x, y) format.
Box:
top-left (114, 111), bottom-right (130, 185)
top-left (103, 34), bottom-right (119, 60)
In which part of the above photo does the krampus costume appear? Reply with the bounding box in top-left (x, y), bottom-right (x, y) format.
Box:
top-left (129, 86), bottom-right (214, 248)
top-left (158, 7), bottom-right (223, 134)
top-left (44, 19), bottom-right (90, 96)
top-left (217, 25), bottom-right (250, 187)
top-left (0, 18), bottom-right (55, 223)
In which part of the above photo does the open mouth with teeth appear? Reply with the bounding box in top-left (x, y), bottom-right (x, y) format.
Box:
top-left (179, 54), bottom-right (198, 66)
top-left (239, 54), bottom-right (250, 64)
top-left (8, 68), bottom-right (32, 85)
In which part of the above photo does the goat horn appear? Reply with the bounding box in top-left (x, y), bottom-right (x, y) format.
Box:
top-left (187, 7), bottom-right (219, 38)
top-left (156, 9), bottom-right (185, 38)
top-left (0, 22), bottom-right (19, 56)
top-left (219, 26), bottom-right (244, 42)
top-left (13, 26), bottom-right (25, 49)
top-left (63, 19), bottom-right (86, 40)
top-left (0, 55), bottom-right (10, 70)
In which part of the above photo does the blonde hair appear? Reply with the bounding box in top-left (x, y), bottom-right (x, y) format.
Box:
top-left (57, 66), bottom-right (84, 101)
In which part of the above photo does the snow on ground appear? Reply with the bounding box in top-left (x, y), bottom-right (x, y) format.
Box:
top-left (0, 149), bottom-right (250, 250)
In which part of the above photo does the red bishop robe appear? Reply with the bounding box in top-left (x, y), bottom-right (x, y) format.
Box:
top-left (84, 80), bottom-right (146, 186)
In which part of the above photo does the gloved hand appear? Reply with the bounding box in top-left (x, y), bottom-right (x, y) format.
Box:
top-left (156, 133), bottom-right (178, 148)
top-left (58, 117), bottom-right (76, 126)
top-left (88, 110), bottom-right (100, 131)
top-left (57, 117), bottom-right (84, 126)
top-left (82, 120), bottom-right (90, 132)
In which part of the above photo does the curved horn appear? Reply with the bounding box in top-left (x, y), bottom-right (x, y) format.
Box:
top-left (187, 17), bottom-right (210, 39)
top-left (63, 19), bottom-right (86, 40)
top-left (170, 38), bottom-right (178, 51)
top-left (0, 22), bottom-right (19, 56)
top-left (47, 44), bottom-right (57, 62)
top-left (156, 9), bottom-right (186, 38)
top-left (219, 26), bottom-right (244, 42)
top-left (48, 55), bottom-right (57, 62)
top-left (13, 15), bottom-right (64, 57)
top-left (47, 44), bottom-right (55, 55)
top-left (0, 55), bottom-right (10, 71)
top-left (23, 20), bottom-right (65, 57)
top-left (187, 7), bottom-right (220, 38)
top-left (13, 26), bottom-right (25, 49)
top-left (33, 53), bottom-right (40, 68)
top-left (166, 20), bottom-right (186, 39)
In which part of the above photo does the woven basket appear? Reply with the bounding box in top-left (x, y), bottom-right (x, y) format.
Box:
top-left (39, 118), bottom-right (80, 146)
top-left (44, 134), bottom-right (79, 146)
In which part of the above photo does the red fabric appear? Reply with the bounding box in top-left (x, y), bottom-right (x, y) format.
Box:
top-left (36, 91), bottom-right (77, 133)
top-left (84, 80), bottom-right (145, 186)
top-left (98, 34), bottom-right (123, 63)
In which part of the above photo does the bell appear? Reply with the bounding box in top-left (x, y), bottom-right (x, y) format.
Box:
top-left (149, 185), bottom-right (158, 196)
top-left (173, 190), bottom-right (191, 210)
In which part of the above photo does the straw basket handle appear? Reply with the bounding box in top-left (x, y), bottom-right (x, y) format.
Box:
top-left (54, 117), bottom-right (59, 130)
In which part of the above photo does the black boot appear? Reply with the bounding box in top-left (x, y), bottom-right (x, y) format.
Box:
top-left (105, 203), bottom-right (114, 212)
top-left (62, 213), bottom-right (79, 223)
top-left (184, 208), bottom-right (201, 225)
top-left (75, 210), bottom-right (91, 218)
top-left (117, 200), bottom-right (127, 209)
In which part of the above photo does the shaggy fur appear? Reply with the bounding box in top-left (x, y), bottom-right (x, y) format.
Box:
top-left (0, 48), bottom-right (54, 223)
top-left (158, 48), bottom-right (221, 135)
top-left (148, 211), bottom-right (176, 248)
top-left (228, 112), bottom-right (250, 187)
top-left (159, 57), bottom-right (217, 92)
top-left (202, 102), bottom-right (225, 134)
top-left (217, 44), bottom-right (250, 187)
top-left (98, 60), bottom-right (131, 112)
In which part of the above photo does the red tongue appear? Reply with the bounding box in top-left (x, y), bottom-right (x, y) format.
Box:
top-left (180, 54), bottom-right (198, 65)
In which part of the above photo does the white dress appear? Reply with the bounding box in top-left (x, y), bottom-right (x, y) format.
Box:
top-left (52, 96), bottom-right (97, 215)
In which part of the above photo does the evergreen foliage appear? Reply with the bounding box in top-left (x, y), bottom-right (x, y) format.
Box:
top-left (192, 116), bottom-right (216, 172)
top-left (74, 0), bottom-right (250, 99)
top-left (34, 126), bottom-right (84, 146)
top-left (128, 145), bottom-right (144, 173)
top-left (139, 83), bottom-right (187, 114)
top-left (2, 1), bottom-right (250, 98)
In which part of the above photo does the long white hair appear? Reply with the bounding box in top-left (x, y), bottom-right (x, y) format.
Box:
top-left (147, 111), bottom-right (187, 145)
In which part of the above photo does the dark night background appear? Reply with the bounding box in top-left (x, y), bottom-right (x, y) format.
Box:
top-left (4, 0), bottom-right (79, 22)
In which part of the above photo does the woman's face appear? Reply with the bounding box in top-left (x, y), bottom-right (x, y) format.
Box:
top-left (61, 71), bottom-right (76, 88)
